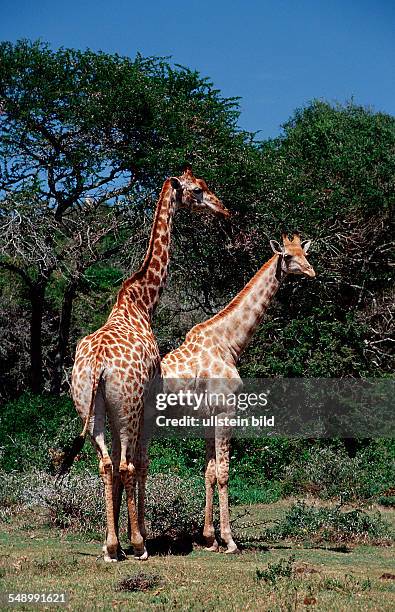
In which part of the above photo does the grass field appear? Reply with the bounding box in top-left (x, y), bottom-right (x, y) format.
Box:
top-left (1, 501), bottom-right (394, 611)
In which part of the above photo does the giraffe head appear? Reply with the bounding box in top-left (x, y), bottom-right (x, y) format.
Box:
top-left (270, 232), bottom-right (316, 278)
top-left (170, 165), bottom-right (230, 217)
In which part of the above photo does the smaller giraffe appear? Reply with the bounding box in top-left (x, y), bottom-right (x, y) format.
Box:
top-left (161, 233), bottom-right (316, 552)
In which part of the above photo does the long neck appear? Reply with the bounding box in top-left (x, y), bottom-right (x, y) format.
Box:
top-left (115, 180), bottom-right (176, 317)
top-left (208, 255), bottom-right (284, 360)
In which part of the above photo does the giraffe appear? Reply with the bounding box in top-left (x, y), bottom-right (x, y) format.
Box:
top-left (60, 167), bottom-right (230, 562)
top-left (161, 232), bottom-right (316, 553)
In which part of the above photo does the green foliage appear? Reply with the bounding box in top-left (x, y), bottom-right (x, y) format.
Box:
top-left (284, 441), bottom-right (395, 501)
top-left (0, 44), bottom-right (394, 511)
top-left (0, 469), bottom-right (205, 541)
top-left (229, 476), bottom-right (282, 505)
top-left (266, 502), bottom-right (392, 544)
top-left (0, 39), bottom-right (246, 203)
top-left (0, 392), bottom-right (96, 472)
top-left (256, 555), bottom-right (295, 585)
top-left (2, 396), bottom-right (393, 506)
top-left (148, 439), bottom-right (205, 476)
top-left (377, 496), bottom-right (395, 508)
top-left (320, 575), bottom-right (372, 594)
top-left (1, 44), bottom-right (394, 396)
top-left (238, 100), bottom-right (395, 379)
top-left (0, 39), bottom-right (263, 397)
top-left (145, 473), bottom-right (204, 539)
top-left (258, 100), bottom-right (395, 229)
top-left (240, 307), bottom-right (373, 377)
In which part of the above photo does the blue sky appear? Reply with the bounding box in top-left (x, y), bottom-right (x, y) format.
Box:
top-left (1, 0), bottom-right (394, 138)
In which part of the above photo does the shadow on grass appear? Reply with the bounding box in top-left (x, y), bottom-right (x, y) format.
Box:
top-left (123, 535), bottom-right (194, 557)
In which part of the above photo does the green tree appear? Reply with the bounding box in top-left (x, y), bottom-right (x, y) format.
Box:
top-left (0, 40), bottom-right (258, 396)
top-left (239, 100), bottom-right (394, 378)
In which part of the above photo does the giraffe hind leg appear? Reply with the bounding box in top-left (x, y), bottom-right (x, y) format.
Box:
top-left (215, 424), bottom-right (239, 554)
top-left (118, 402), bottom-right (148, 560)
top-left (120, 459), bottom-right (148, 560)
top-left (203, 436), bottom-right (219, 552)
top-left (90, 390), bottom-right (120, 562)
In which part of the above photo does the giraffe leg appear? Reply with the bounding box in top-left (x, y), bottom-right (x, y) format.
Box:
top-left (215, 427), bottom-right (239, 554)
top-left (119, 411), bottom-right (147, 561)
top-left (98, 456), bottom-right (120, 562)
top-left (120, 458), bottom-right (148, 560)
top-left (203, 436), bottom-right (219, 551)
top-left (135, 440), bottom-right (149, 541)
top-left (92, 391), bottom-right (120, 562)
top-left (105, 377), bottom-right (148, 559)
top-left (110, 431), bottom-right (125, 560)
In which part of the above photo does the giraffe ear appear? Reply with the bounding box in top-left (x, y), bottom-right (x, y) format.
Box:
top-left (270, 240), bottom-right (283, 255)
top-left (170, 177), bottom-right (181, 190)
top-left (301, 240), bottom-right (312, 254)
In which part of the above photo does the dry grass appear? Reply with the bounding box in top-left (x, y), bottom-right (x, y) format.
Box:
top-left (0, 502), bottom-right (394, 611)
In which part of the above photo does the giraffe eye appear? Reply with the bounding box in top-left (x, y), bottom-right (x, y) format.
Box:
top-left (284, 254), bottom-right (292, 261)
top-left (193, 187), bottom-right (203, 195)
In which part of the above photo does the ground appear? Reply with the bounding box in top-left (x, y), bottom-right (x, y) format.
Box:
top-left (0, 502), bottom-right (394, 611)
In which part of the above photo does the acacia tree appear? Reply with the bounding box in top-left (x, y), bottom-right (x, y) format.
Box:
top-left (239, 101), bottom-right (395, 378)
top-left (0, 40), bottom-right (260, 396)
top-left (0, 40), bottom-right (246, 218)
top-left (0, 193), bottom-right (137, 393)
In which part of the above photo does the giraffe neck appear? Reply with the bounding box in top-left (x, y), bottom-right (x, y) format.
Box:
top-left (208, 255), bottom-right (285, 361)
top-left (115, 180), bottom-right (176, 318)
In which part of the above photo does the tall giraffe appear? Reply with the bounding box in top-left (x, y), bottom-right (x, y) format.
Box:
top-left (61, 167), bottom-right (230, 562)
top-left (161, 233), bottom-right (315, 552)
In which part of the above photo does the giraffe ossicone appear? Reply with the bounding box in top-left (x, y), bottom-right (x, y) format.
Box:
top-left (161, 232), bottom-right (316, 553)
top-left (60, 167), bottom-right (229, 562)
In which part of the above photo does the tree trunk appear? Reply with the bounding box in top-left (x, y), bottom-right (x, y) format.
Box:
top-left (29, 283), bottom-right (46, 394)
top-left (50, 280), bottom-right (78, 395)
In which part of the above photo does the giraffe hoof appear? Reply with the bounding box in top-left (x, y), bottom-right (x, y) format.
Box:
top-left (225, 545), bottom-right (240, 555)
top-left (103, 554), bottom-right (118, 563)
top-left (204, 543), bottom-right (219, 552)
top-left (134, 546), bottom-right (148, 561)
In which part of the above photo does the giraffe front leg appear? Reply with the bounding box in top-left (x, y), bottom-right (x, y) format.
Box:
top-left (215, 428), bottom-right (239, 554)
top-left (203, 437), bottom-right (219, 551)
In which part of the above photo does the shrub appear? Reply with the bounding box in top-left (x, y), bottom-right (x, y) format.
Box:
top-left (0, 392), bottom-right (96, 473)
top-left (145, 473), bottom-right (204, 539)
top-left (265, 501), bottom-right (392, 544)
top-left (284, 441), bottom-right (395, 501)
top-left (45, 473), bottom-right (106, 535)
top-left (256, 556), bottom-right (295, 585)
top-left (0, 469), bottom-right (205, 540)
top-left (0, 469), bottom-right (54, 509)
top-left (377, 496), bottom-right (395, 508)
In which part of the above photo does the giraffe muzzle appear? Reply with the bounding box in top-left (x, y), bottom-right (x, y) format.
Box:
top-left (304, 266), bottom-right (316, 278)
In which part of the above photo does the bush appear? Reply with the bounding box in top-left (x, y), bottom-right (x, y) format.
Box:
top-left (0, 469), bottom-right (205, 540)
top-left (0, 469), bottom-right (54, 509)
top-left (377, 496), bottom-right (395, 508)
top-left (256, 556), bottom-right (295, 585)
top-left (0, 392), bottom-right (99, 473)
top-left (284, 442), bottom-right (395, 501)
top-left (145, 473), bottom-right (204, 539)
top-left (265, 501), bottom-right (392, 544)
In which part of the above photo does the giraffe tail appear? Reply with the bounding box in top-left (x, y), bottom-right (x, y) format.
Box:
top-left (57, 363), bottom-right (104, 478)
